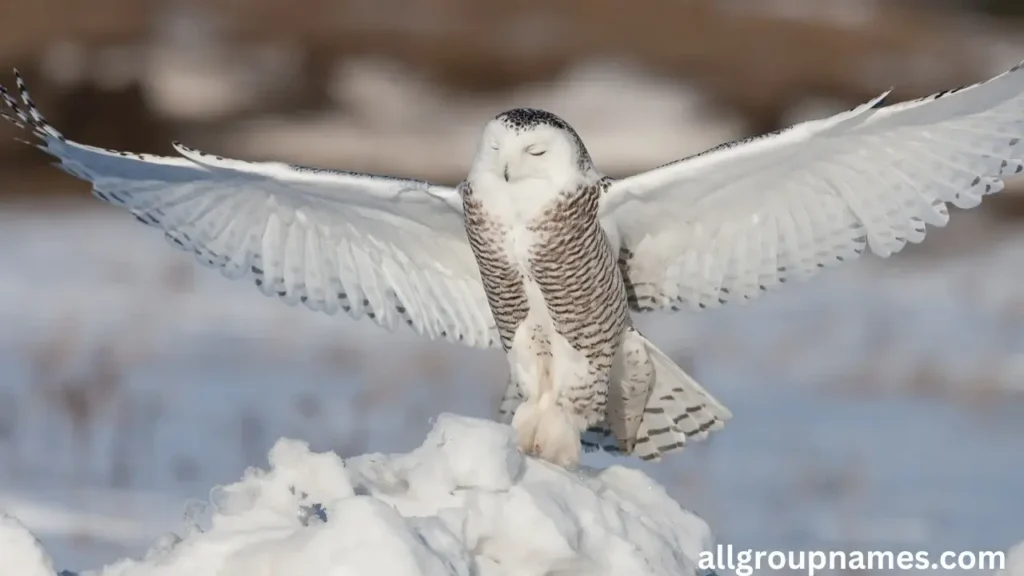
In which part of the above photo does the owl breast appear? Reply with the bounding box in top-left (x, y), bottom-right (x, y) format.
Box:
top-left (506, 225), bottom-right (536, 272)
top-left (462, 178), bottom-right (628, 428)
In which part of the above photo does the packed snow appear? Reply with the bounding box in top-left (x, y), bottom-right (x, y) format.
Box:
top-left (0, 414), bottom-right (715, 576)
top-left (0, 515), bottom-right (56, 576)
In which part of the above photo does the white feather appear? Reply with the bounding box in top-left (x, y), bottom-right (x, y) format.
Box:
top-left (601, 61), bottom-right (1024, 312)
top-left (0, 72), bottom-right (499, 349)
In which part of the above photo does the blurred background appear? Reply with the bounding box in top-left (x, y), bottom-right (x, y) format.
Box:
top-left (1, 0), bottom-right (1024, 573)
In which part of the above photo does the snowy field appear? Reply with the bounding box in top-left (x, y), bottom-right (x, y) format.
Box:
top-left (0, 203), bottom-right (1021, 574)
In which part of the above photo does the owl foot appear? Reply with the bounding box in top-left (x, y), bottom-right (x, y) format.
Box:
top-left (511, 397), bottom-right (581, 468)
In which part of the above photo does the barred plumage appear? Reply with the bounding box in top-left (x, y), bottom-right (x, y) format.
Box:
top-left (464, 180), bottom-right (626, 435)
top-left (462, 184), bottom-right (529, 352)
top-left (526, 180), bottom-right (625, 423)
top-left (464, 177), bottom-right (631, 465)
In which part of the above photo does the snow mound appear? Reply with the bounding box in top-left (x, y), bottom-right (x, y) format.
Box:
top-left (0, 514), bottom-right (57, 576)
top-left (1, 414), bottom-right (715, 576)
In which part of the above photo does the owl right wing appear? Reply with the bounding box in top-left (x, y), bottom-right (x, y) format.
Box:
top-left (600, 60), bottom-right (1024, 313)
top-left (0, 71), bottom-right (501, 349)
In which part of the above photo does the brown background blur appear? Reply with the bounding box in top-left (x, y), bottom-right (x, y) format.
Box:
top-left (3, 0), bottom-right (1024, 203)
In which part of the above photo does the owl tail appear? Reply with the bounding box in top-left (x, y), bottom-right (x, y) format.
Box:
top-left (631, 334), bottom-right (732, 462)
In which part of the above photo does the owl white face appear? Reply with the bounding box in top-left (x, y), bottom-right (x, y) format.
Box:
top-left (469, 110), bottom-right (584, 191)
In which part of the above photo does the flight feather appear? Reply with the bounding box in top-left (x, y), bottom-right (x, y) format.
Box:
top-left (602, 61), bottom-right (1024, 313)
top-left (0, 70), bottom-right (500, 348)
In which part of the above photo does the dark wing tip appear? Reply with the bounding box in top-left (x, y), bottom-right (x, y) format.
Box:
top-left (0, 70), bottom-right (64, 142)
top-left (872, 88), bottom-right (894, 109)
top-left (0, 82), bottom-right (29, 129)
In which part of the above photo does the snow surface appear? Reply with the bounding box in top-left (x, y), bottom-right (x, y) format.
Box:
top-left (0, 514), bottom-right (56, 576)
top-left (0, 414), bottom-right (714, 576)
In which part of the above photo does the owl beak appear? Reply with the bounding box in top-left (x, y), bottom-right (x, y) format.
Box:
top-left (503, 163), bottom-right (510, 182)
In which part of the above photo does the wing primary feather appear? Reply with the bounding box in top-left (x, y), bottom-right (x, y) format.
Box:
top-left (601, 60), bottom-right (1024, 313)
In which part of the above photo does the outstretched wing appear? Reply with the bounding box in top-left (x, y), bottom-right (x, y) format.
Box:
top-left (600, 61), bottom-right (1024, 313)
top-left (0, 71), bottom-right (499, 348)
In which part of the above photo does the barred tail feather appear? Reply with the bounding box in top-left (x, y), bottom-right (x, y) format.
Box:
top-left (633, 336), bottom-right (731, 462)
top-left (580, 426), bottom-right (616, 453)
top-left (499, 336), bottom-right (729, 463)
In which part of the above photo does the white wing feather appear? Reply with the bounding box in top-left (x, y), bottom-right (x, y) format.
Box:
top-left (0, 71), bottom-right (499, 348)
top-left (601, 61), bottom-right (1024, 312)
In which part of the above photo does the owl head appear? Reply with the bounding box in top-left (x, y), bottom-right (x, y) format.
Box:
top-left (470, 108), bottom-right (595, 187)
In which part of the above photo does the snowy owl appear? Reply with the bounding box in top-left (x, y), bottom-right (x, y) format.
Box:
top-left (4, 61), bottom-right (1024, 467)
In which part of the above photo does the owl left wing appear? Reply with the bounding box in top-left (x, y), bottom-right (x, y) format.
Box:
top-left (600, 60), bottom-right (1024, 312)
top-left (1, 72), bottom-right (501, 348)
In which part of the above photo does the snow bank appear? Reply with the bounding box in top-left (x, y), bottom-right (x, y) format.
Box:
top-left (0, 515), bottom-right (56, 576)
top-left (0, 414), bottom-right (715, 576)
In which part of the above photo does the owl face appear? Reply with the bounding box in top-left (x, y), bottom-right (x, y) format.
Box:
top-left (470, 108), bottom-right (587, 189)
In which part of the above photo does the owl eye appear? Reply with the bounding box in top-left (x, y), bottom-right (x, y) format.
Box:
top-left (527, 148), bottom-right (546, 157)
